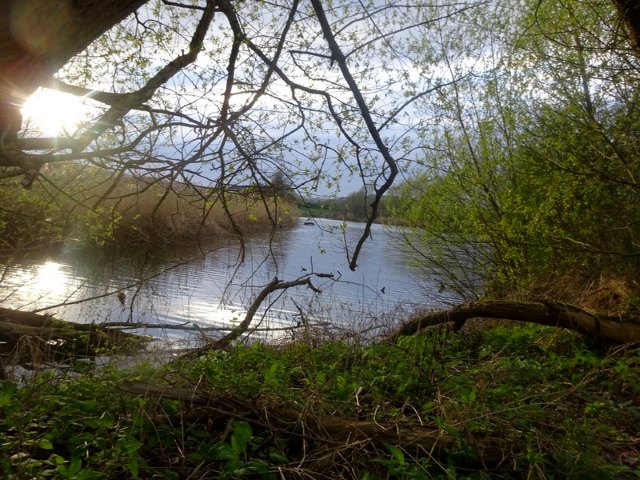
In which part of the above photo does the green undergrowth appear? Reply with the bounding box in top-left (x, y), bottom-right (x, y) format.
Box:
top-left (1, 325), bottom-right (639, 479)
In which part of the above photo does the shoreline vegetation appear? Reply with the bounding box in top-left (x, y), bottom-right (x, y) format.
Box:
top-left (1, 0), bottom-right (639, 477)
top-left (1, 263), bottom-right (640, 478)
top-left (1, 169), bottom-right (640, 478)
top-left (1, 316), bottom-right (638, 478)
top-left (298, 189), bottom-right (400, 225)
top-left (0, 164), bottom-right (300, 252)
top-left (0, 308), bottom-right (149, 376)
top-left (1, 168), bottom-right (639, 477)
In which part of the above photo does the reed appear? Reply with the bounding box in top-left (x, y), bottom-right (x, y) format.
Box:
top-left (0, 163), bottom-right (299, 249)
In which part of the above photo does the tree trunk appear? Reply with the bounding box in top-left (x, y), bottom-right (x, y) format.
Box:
top-left (0, 0), bottom-right (147, 147)
top-left (388, 300), bottom-right (640, 344)
top-left (612, 0), bottom-right (640, 54)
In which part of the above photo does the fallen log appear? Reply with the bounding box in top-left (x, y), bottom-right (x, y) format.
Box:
top-left (388, 300), bottom-right (640, 343)
top-left (0, 307), bottom-right (149, 365)
top-left (119, 380), bottom-right (515, 467)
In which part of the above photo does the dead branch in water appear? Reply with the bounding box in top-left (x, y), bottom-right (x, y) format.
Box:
top-left (182, 272), bottom-right (334, 357)
top-left (99, 321), bottom-right (328, 332)
top-left (0, 307), bottom-right (149, 367)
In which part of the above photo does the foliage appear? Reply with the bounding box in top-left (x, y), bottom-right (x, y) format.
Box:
top-left (0, 163), bottom-right (298, 250)
top-left (2, 2), bottom-right (640, 477)
top-left (300, 187), bottom-right (394, 223)
top-left (2, 0), bottom-right (484, 266)
top-left (391, 0), bottom-right (640, 299)
top-left (0, 366), bottom-right (151, 479)
top-left (2, 327), bottom-right (639, 478)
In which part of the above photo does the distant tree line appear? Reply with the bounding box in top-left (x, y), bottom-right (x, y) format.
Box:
top-left (300, 187), bottom-right (396, 224)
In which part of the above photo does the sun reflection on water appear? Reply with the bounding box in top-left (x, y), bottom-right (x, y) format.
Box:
top-left (1, 261), bottom-right (71, 309)
top-left (34, 261), bottom-right (68, 294)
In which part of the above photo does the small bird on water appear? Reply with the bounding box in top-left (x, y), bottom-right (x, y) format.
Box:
top-left (117, 289), bottom-right (126, 306)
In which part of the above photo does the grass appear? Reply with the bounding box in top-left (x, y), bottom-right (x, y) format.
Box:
top-left (0, 163), bottom-right (299, 250)
top-left (1, 324), bottom-right (639, 479)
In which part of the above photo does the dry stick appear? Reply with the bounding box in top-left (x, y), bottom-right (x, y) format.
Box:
top-left (118, 380), bottom-right (347, 447)
top-left (387, 299), bottom-right (640, 344)
top-left (118, 379), bottom-right (514, 465)
top-left (292, 299), bottom-right (311, 350)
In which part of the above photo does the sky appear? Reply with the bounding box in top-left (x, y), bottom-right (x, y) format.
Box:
top-left (20, 0), bottom-right (494, 197)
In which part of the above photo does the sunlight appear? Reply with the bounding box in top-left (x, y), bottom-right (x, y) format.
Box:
top-left (0, 260), bottom-right (71, 310)
top-left (34, 261), bottom-right (68, 296)
top-left (21, 88), bottom-right (89, 137)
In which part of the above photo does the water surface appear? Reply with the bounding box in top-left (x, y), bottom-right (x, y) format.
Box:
top-left (0, 219), bottom-right (453, 342)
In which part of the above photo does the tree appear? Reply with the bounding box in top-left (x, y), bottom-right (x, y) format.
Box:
top-left (0, 0), bottom-right (146, 150)
top-left (392, 0), bottom-right (640, 299)
top-left (0, 0), bottom-right (638, 233)
top-left (612, 0), bottom-right (640, 53)
top-left (1, 0), bottom-right (638, 310)
top-left (1, 0), bottom-right (489, 270)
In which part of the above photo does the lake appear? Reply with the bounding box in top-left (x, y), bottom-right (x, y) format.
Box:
top-left (0, 219), bottom-right (455, 343)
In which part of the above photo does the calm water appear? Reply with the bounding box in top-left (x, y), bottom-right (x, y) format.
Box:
top-left (0, 219), bottom-right (454, 342)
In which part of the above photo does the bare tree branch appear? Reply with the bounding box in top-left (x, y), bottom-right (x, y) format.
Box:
top-left (186, 272), bottom-right (333, 355)
top-left (310, 0), bottom-right (399, 271)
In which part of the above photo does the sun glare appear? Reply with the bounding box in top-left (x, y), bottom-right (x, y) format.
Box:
top-left (22, 88), bottom-right (89, 137)
top-left (34, 261), bottom-right (68, 295)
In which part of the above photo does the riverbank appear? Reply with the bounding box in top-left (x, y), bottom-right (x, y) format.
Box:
top-left (1, 322), bottom-right (638, 478)
top-left (0, 165), bottom-right (299, 251)
top-left (0, 308), bottom-right (150, 379)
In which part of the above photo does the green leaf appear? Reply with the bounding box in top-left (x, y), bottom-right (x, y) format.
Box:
top-left (386, 444), bottom-right (405, 465)
top-left (267, 448), bottom-right (288, 464)
top-left (128, 458), bottom-right (139, 478)
top-left (0, 383), bottom-right (16, 408)
top-left (117, 438), bottom-right (143, 454)
top-left (38, 438), bottom-right (54, 450)
top-left (231, 421), bottom-right (253, 456)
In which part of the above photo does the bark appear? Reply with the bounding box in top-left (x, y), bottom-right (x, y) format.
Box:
top-left (612, 0), bottom-right (640, 54)
top-left (388, 300), bottom-right (640, 343)
top-left (0, 306), bottom-right (147, 365)
top-left (0, 0), bottom-right (147, 147)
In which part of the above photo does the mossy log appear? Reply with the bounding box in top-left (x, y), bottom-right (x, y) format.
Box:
top-left (388, 300), bottom-right (640, 343)
top-left (0, 307), bottom-right (148, 364)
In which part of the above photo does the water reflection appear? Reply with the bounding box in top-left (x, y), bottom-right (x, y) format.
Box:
top-left (34, 262), bottom-right (67, 292)
top-left (2, 260), bottom-right (77, 309)
top-left (0, 219), bottom-right (455, 340)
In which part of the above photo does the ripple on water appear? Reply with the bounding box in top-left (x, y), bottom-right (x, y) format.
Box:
top-left (0, 219), bottom-right (456, 340)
